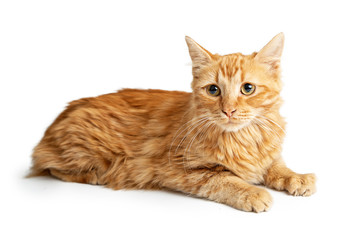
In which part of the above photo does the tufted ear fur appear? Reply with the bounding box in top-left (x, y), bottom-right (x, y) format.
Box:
top-left (255, 32), bottom-right (284, 70)
top-left (185, 36), bottom-right (214, 78)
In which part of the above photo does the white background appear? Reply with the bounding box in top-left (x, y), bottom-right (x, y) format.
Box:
top-left (1, 0), bottom-right (359, 239)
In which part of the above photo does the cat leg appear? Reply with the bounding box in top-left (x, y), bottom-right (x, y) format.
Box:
top-left (264, 159), bottom-right (316, 196)
top-left (163, 170), bottom-right (272, 212)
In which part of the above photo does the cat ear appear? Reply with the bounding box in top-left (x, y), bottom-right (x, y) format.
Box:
top-left (185, 36), bottom-right (213, 76)
top-left (255, 32), bottom-right (284, 69)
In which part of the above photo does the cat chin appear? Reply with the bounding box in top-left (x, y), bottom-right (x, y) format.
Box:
top-left (219, 122), bottom-right (250, 132)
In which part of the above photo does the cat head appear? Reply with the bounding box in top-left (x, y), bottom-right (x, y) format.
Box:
top-left (186, 33), bottom-right (284, 132)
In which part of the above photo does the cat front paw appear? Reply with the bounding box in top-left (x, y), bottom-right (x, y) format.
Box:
top-left (238, 188), bottom-right (273, 213)
top-left (285, 173), bottom-right (316, 196)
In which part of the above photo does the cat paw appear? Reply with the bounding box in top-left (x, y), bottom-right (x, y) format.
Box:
top-left (285, 173), bottom-right (316, 196)
top-left (239, 188), bottom-right (273, 213)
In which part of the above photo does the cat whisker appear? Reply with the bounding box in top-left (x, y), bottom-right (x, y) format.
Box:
top-left (175, 118), bottom-right (209, 154)
top-left (184, 121), bottom-right (213, 166)
top-left (173, 117), bottom-right (210, 165)
top-left (200, 122), bottom-right (217, 159)
top-left (253, 118), bottom-right (282, 147)
top-left (180, 119), bottom-right (211, 173)
top-left (257, 115), bottom-right (286, 134)
top-left (168, 116), bottom-right (208, 164)
top-left (252, 121), bottom-right (277, 149)
top-left (254, 118), bottom-right (282, 140)
top-left (199, 121), bottom-right (215, 145)
top-left (182, 121), bottom-right (211, 170)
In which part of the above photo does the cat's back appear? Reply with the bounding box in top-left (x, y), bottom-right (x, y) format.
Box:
top-left (37, 88), bottom-right (192, 158)
top-left (86, 88), bottom-right (190, 112)
top-left (114, 88), bottom-right (190, 106)
top-left (45, 88), bottom-right (191, 136)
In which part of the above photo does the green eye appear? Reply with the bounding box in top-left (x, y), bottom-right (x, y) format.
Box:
top-left (241, 83), bottom-right (255, 95)
top-left (206, 84), bottom-right (221, 96)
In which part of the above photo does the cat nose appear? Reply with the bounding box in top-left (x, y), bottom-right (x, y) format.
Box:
top-left (222, 109), bottom-right (237, 118)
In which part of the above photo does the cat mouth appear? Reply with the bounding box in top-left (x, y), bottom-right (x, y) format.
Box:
top-left (227, 118), bottom-right (251, 124)
top-left (214, 115), bottom-right (253, 130)
top-left (217, 118), bottom-right (251, 131)
top-left (226, 120), bottom-right (240, 125)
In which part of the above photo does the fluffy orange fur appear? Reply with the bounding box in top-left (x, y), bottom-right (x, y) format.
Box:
top-left (29, 33), bottom-right (316, 212)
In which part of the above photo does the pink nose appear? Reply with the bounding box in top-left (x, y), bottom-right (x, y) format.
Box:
top-left (222, 109), bottom-right (236, 118)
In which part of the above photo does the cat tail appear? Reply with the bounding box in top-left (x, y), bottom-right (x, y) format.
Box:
top-left (26, 166), bottom-right (50, 178)
top-left (26, 141), bottom-right (59, 178)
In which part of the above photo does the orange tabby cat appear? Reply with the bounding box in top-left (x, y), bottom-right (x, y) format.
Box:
top-left (29, 33), bottom-right (316, 212)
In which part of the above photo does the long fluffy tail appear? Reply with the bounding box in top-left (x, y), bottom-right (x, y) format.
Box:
top-left (27, 141), bottom-right (59, 178)
top-left (26, 166), bottom-right (50, 178)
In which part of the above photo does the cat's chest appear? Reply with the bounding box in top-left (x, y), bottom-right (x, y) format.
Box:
top-left (208, 130), bottom-right (280, 183)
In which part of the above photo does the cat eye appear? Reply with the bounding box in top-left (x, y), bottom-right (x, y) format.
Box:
top-left (241, 83), bottom-right (256, 95)
top-left (206, 84), bottom-right (221, 96)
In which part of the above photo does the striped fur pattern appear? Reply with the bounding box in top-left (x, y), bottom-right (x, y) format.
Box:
top-left (29, 33), bottom-right (316, 212)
